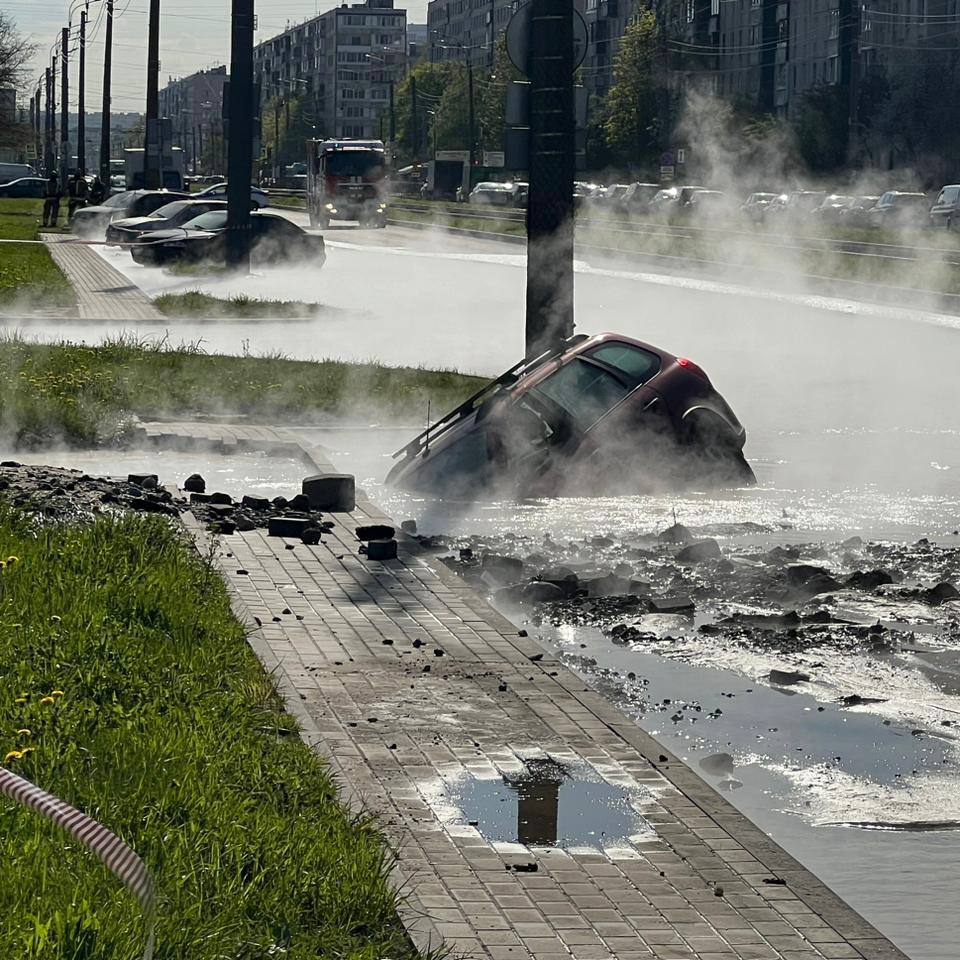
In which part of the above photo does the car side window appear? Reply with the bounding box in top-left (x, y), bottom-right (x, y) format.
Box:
top-left (586, 343), bottom-right (661, 384)
top-left (533, 358), bottom-right (632, 431)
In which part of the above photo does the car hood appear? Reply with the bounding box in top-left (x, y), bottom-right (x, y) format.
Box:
top-left (110, 216), bottom-right (159, 229)
top-left (137, 228), bottom-right (219, 243)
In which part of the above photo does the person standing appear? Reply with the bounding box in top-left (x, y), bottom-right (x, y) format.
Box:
top-left (42, 173), bottom-right (61, 227)
top-left (68, 173), bottom-right (89, 219)
top-left (88, 175), bottom-right (107, 205)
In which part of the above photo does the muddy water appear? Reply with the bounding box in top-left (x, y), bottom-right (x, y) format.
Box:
top-left (303, 425), bottom-right (960, 960)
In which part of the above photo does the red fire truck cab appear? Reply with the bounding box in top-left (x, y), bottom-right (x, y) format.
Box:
top-left (305, 138), bottom-right (388, 229)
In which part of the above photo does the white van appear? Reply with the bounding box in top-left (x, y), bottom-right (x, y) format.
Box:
top-left (0, 162), bottom-right (37, 184)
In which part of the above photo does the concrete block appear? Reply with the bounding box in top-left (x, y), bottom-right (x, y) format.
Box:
top-left (366, 539), bottom-right (398, 561)
top-left (268, 516), bottom-right (312, 538)
top-left (356, 523), bottom-right (395, 541)
top-left (302, 473), bottom-right (355, 512)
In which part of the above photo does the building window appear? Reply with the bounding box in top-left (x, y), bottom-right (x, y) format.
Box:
top-left (686, 0), bottom-right (695, 22)
top-left (711, 0), bottom-right (719, 14)
top-left (829, 8), bottom-right (839, 38)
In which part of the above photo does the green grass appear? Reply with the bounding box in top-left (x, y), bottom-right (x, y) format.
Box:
top-left (0, 335), bottom-right (484, 447)
top-left (155, 291), bottom-right (324, 319)
top-left (0, 200), bottom-right (75, 313)
top-left (0, 509), bottom-right (416, 959)
top-left (268, 195), bottom-right (307, 209)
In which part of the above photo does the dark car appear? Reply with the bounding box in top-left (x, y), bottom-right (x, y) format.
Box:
top-left (928, 184), bottom-right (960, 229)
top-left (192, 182), bottom-right (270, 208)
top-left (0, 177), bottom-right (47, 198)
top-left (811, 194), bottom-right (854, 224)
top-left (677, 189), bottom-right (735, 220)
top-left (621, 182), bottom-right (660, 213)
top-left (763, 189), bottom-right (826, 223)
top-left (130, 210), bottom-right (325, 268)
top-left (386, 333), bottom-right (753, 498)
top-left (867, 191), bottom-right (929, 230)
top-left (740, 192), bottom-right (779, 223)
top-left (105, 198), bottom-right (227, 245)
top-left (840, 195), bottom-right (879, 227)
top-left (70, 189), bottom-right (190, 236)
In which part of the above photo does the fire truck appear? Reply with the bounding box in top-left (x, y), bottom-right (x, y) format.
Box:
top-left (305, 139), bottom-right (388, 229)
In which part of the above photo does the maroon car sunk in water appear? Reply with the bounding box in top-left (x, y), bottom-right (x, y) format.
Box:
top-left (387, 333), bottom-right (753, 497)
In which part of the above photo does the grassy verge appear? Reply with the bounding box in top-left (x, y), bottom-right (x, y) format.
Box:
top-left (268, 195), bottom-right (307, 209)
top-left (155, 291), bottom-right (324, 318)
top-left (0, 200), bottom-right (75, 313)
top-left (0, 509), bottom-right (415, 959)
top-left (391, 203), bottom-right (525, 237)
top-left (0, 335), bottom-right (484, 446)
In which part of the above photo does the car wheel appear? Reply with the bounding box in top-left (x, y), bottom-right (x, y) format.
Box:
top-left (682, 411), bottom-right (756, 486)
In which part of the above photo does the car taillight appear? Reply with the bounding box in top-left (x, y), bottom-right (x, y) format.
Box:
top-left (677, 357), bottom-right (710, 381)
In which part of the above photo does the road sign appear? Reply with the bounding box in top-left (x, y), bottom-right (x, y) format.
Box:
top-left (483, 150), bottom-right (505, 168)
top-left (676, 148), bottom-right (686, 164)
top-left (436, 149), bottom-right (469, 163)
top-left (660, 150), bottom-right (674, 166)
top-left (505, 3), bottom-right (588, 76)
top-left (660, 164), bottom-right (675, 181)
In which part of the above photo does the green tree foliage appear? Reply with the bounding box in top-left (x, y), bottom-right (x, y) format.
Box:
top-left (262, 94), bottom-right (317, 171)
top-left (393, 61), bottom-right (456, 161)
top-left (792, 84), bottom-right (849, 172)
top-left (601, 12), bottom-right (662, 166)
top-left (475, 36), bottom-right (524, 154)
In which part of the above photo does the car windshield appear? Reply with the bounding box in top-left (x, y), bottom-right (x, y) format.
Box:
top-left (183, 210), bottom-right (227, 230)
top-left (151, 200), bottom-right (191, 219)
top-left (325, 153), bottom-right (384, 178)
top-left (531, 358), bottom-right (632, 431)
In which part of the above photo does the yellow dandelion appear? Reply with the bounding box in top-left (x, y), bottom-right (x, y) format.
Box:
top-left (20, 747), bottom-right (34, 755)
top-left (50, 690), bottom-right (64, 698)
top-left (39, 697), bottom-right (55, 706)
top-left (0, 561), bottom-right (6, 570)
top-left (50, 615), bottom-right (61, 623)
top-left (3, 751), bottom-right (23, 763)
top-left (14, 697), bottom-right (26, 705)
top-left (16, 729), bottom-right (30, 736)
top-left (5, 556), bottom-right (18, 565)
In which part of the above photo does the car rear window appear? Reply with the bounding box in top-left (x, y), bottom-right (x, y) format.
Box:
top-left (587, 343), bottom-right (661, 384)
top-left (533, 358), bottom-right (631, 430)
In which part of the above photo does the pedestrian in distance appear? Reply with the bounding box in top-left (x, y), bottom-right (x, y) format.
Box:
top-left (42, 173), bottom-right (61, 227)
top-left (88, 175), bottom-right (106, 205)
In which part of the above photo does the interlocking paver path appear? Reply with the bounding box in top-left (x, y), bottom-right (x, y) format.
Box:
top-left (43, 235), bottom-right (164, 320)
top-left (144, 420), bottom-right (909, 960)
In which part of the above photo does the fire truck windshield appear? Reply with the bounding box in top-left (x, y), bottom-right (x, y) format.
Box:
top-left (325, 152), bottom-right (384, 178)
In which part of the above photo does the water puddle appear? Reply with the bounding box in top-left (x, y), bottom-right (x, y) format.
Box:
top-left (427, 756), bottom-right (657, 852)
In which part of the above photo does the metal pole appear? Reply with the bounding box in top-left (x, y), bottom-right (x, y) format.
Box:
top-left (61, 27), bottom-right (69, 191)
top-left (226, 0), bottom-right (255, 270)
top-left (45, 68), bottom-right (53, 174)
top-left (273, 100), bottom-right (280, 180)
top-left (388, 79), bottom-right (395, 143)
top-left (467, 62), bottom-right (475, 187)
top-left (411, 75), bottom-right (418, 162)
top-left (524, 0), bottom-right (575, 356)
top-left (99, 0), bottom-right (113, 183)
top-left (143, 0), bottom-right (161, 189)
top-left (78, 9), bottom-right (87, 176)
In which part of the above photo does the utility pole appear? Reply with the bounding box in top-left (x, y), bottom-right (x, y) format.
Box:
top-left (525, 0), bottom-right (575, 357)
top-left (143, 0), bottom-right (161, 189)
top-left (388, 78), bottom-right (395, 143)
top-left (78, 9), bottom-right (87, 176)
top-left (225, 0), bottom-right (255, 270)
top-left (45, 67), bottom-right (53, 175)
top-left (467, 62), bottom-right (475, 187)
top-left (411, 75), bottom-right (418, 162)
top-left (273, 99), bottom-right (280, 180)
top-left (61, 27), bottom-right (69, 191)
top-left (99, 0), bottom-right (114, 183)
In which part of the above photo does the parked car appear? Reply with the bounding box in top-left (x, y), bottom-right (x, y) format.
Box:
top-left (648, 186), bottom-right (681, 219)
top-left (105, 198), bottom-right (227, 245)
top-left (130, 210), bottom-right (325, 268)
top-left (740, 192), bottom-right (778, 223)
top-left (0, 162), bottom-right (37, 184)
top-left (621, 182), bottom-right (660, 213)
top-left (70, 189), bottom-right (191, 236)
top-left (468, 182), bottom-right (516, 206)
top-left (810, 194), bottom-right (855, 224)
top-left (677, 189), bottom-right (734, 220)
top-left (928, 184), bottom-right (960, 229)
top-left (192, 182), bottom-right (269, 208)
top-left (512, 181), bottom-right (529, 208)
top-left (386, 332), bottom-right (754, 498)
top-left (763, 190), bottom-right (826, 223)
top-left (0, 177), bottom-right (47, 198)
top-left (600, 184), bottom-right (631, 207)
top-left (867, 191), bottom-right (930, 230)
top-left (839, 195), bottom-right (880, 227)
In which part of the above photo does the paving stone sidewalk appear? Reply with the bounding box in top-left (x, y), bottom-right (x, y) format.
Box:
top-left (43, 234), bottom-right (164, 320)
top-left (144, 420), bottom-right (909, 960)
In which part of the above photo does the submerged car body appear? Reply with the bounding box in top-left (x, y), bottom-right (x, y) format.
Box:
top-left (387, 333), bottom-right (753, 498)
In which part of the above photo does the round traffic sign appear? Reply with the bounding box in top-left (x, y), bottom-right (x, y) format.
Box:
top-left (505, 3), bottom-right (588, 76)
top-left (660, 151), bottom-right (674, 166)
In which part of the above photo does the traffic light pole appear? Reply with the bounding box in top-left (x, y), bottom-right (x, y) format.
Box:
top-left (524, 0), bottom-right (575, 357)
top-left (99, 0), bottom-right (114, 183)
top-left (225, 0), bottom-right (255, 271)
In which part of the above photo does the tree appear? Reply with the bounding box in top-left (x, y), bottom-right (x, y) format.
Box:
top-left (475, 35), bottom-right (523, 154)
top-left (792, 84), bottom-right (848, 173)
top-left (0, 12), bottom-right (34, 90)
top-left (393, 61), bottom-right (457, 162)
top-left (601, 11), bottom-right (661, 166)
